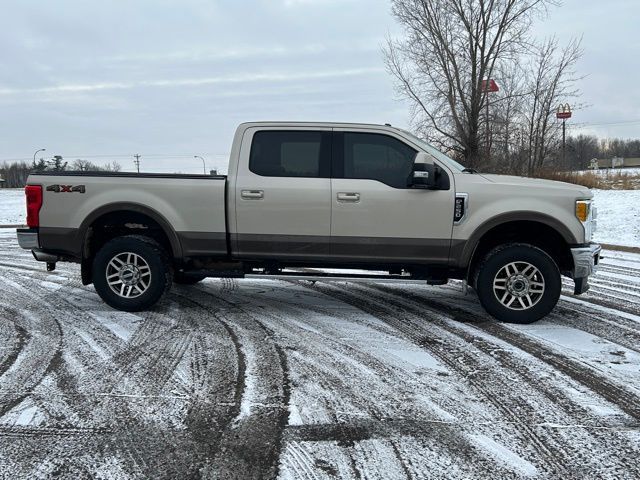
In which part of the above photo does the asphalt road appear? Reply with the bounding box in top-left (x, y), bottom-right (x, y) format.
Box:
top-left (0, 230), bottom-right (638, 479)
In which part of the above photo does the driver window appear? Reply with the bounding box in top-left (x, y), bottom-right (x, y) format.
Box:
top-left (342, 132), bottom-right (417, 188)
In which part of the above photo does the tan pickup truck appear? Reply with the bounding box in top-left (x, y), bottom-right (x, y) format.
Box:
top-left (17, 122), bottom-right (600, 323)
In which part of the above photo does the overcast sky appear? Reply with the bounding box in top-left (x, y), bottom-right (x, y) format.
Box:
top-left (0, 0), bottom-right (638, 173)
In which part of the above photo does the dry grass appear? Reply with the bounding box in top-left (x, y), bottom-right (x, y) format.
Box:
top-left (533, 169), bottom-right (640, 190)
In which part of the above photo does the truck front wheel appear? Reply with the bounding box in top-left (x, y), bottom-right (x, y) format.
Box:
top-left (474, 243), bottom-right (561, 324)
top-left (92, 235), bottom-right (173, 312)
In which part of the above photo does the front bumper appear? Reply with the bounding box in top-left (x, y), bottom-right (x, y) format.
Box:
top-left (570, 243), bottom-right (601, 294)
top-left (17, 228), bottom-right (39, 249)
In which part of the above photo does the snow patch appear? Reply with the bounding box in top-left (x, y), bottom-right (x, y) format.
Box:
top-left (0, 189), bottom-right (25, 225)
top-left (468, 433), bottom-right (538, 477)
top-left (592, 190), bottom-right (640, 248)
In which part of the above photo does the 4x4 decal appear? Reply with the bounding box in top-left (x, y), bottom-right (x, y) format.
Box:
top-left (46, 184), bottom-right (86, 193)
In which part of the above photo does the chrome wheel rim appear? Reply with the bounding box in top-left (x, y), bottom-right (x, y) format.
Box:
top-left (493, 261), bottom-right (545, 310)
top-left (106, 252), bottom-right (152, 298)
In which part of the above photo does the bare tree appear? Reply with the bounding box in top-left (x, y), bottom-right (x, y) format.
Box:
top-left (523, 37), bottom-right (582, 174)
top-left (385, 0), bottom-right (554, 168)
top-left (103, 161), bottom-right (122, 172)
top-left (489, 61), bottom-right (528, 173)
top-left (72, 159), bottom-right (93, 171)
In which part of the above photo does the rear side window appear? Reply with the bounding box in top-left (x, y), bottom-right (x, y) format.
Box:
top-left (249, 130), bottom-right (330, 178)
top-left (339, 132), bottom-right (417, 188)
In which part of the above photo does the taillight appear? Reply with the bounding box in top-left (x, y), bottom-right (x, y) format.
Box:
top-left (25, 185), bottom-right (43, 228)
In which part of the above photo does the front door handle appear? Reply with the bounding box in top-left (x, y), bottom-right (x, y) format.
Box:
top-left (337, 192), bottom-right (360, 203)
top-left (241, 190), bottom-right (264, 200)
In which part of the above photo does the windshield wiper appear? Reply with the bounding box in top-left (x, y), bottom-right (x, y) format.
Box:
top-left (462, 168), bottom-right (478, 174)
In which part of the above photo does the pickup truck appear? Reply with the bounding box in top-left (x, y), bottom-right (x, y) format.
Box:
top-left (17, 122), bottom-right (600, 323)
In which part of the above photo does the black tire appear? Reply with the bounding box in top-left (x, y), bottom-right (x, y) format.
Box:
top-left (474, 243), bottom-right (561, 324)
top-left (174, 272), bottom-right (207, 285)
top-left (92, 235), bottom-right (173, 312)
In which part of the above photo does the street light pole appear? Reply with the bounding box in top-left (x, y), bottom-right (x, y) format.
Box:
top-left (33, 148), bottom-right (46, 164)
top-left (194, 156), bottom-right (206, 175)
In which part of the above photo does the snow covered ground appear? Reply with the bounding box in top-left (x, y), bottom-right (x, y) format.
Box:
top-left (579, 167), bottom-right (640, 177)
top-left (592, 190), bottom-right (640, 247)
top-left (0, 229), bottom-right (639, 478)
top-left (0, 189), bottom-right (25, 225)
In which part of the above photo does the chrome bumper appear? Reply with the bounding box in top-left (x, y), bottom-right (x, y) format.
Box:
top-left (571, 243), bottom-right (601, 278)
top-left (570, 243), bottom-right (601, 295)
top-left (17, 228), bottom-right (39, 249)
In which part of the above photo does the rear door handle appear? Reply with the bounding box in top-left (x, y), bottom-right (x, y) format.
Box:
top-left (241, 190), bottom-right (264, 200)
top-left (337, 192), bottom-right (360, 202)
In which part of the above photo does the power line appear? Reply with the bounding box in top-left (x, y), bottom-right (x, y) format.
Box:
top-left (570, 119), bottom-right (640, 128)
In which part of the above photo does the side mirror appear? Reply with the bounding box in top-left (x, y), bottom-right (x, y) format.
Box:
top-left (410, 152), bottom-right (437, 189)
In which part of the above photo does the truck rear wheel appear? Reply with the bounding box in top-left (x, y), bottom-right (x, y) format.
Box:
top-left (92, 235), bottom-right (173, 312)
top-left (474, 243), bottom-right (561, 324)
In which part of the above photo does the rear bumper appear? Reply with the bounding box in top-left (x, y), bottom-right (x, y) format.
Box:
top-left (570, 243), bottom-right (601, 294)
top-left (17, 228), bottom-right (39, 249)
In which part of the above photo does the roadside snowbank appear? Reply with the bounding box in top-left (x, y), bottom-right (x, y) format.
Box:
top-left (0, 189), bottom-right (24, 225)
top-left (592, 190), bottom-right (640, 248)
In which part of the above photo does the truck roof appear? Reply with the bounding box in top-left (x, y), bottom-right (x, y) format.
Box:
top-left (238, 121), bottom-right (398, 130)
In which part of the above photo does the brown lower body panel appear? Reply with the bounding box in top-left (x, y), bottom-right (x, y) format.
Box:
top-left (232, 234), bottom-right (452, 265)
top-left (38, 228), bottom-right (455, 267)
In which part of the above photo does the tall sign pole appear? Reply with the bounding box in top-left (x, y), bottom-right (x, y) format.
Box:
top-left (556, 104), bottom-right (572, 166)
top-left (481, 79), bottom-right (500, 164)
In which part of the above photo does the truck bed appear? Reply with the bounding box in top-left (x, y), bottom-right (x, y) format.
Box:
top-left (28, 171), bottom-right (228, 260)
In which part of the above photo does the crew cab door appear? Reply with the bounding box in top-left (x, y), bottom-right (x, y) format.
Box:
top-left (330, 130), bottom-right (455, 264)
top-left (233, 127), bottom-right (332, 260)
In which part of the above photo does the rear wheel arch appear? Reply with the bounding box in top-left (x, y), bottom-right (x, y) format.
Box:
top-left (79, 203), bottom-right (182, 284)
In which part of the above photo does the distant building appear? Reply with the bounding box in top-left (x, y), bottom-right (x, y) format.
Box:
top-left (596, 157), bottom-right (640, 169)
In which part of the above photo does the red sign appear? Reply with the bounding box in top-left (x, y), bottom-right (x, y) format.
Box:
top-left (556, 104), bottom-right (572, 119)
top-left (481, 79), bottom-right (499, 93)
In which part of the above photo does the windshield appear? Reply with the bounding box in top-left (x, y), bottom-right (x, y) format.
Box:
top-left (398, 129), bottom-right (466, 172)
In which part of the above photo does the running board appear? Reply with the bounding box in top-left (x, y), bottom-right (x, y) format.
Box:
top-left (244, 272), bottom-right (445, 285)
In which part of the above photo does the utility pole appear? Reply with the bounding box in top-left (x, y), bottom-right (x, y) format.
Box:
top-left (133, 154), bottom-right (141, 173)
top-left (556, 104), bottom-right (572, 167)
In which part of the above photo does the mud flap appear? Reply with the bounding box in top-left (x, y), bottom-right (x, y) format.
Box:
top-left (574, 277), bottom-right (590, 295)
top-left (81, 258), bottom-right (93, 285)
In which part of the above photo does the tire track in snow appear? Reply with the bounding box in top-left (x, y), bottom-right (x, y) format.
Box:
top-left (298, 281), bottom-right (575, 476)
top-left (364, 284), bottom-right (640, 475)
top-left (378, 285), bottom-right (640, 422)
top-left (178, 286), bottom-right (291, 480)
top-left (0, 307), bottom-right (29, 379)
top-left (209, 281), bottom-right (505, 478)
top-left (241, 281), bottom-right (510, 477)
top-left (0, 276), bottom-right (63, 420)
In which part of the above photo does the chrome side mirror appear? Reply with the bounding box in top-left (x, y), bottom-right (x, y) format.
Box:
top-left (410, 152), bottom-right (437, 189)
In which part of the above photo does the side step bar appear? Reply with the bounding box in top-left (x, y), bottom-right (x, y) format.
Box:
top-left (245, 271), bottom-right (446, 285)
